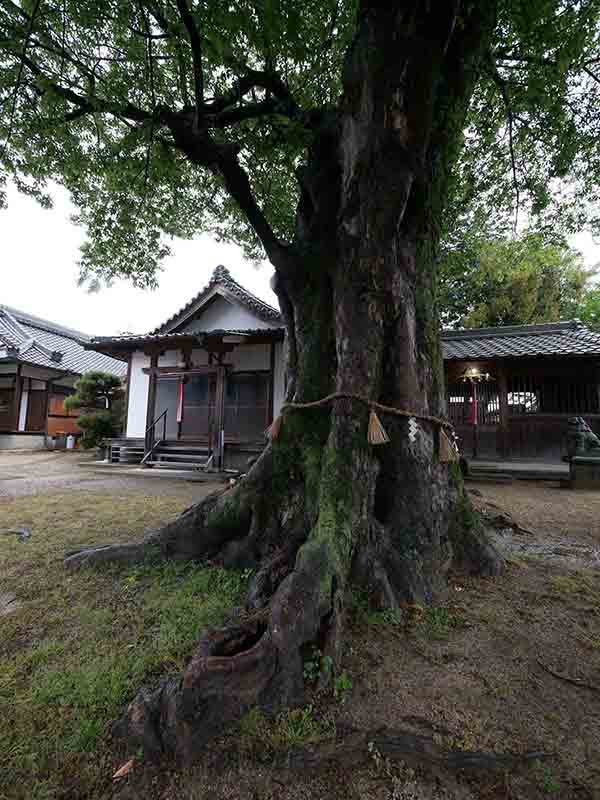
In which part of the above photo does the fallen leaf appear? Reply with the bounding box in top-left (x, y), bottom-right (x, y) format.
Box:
top-left (112, 759), bottom-right (135, 780)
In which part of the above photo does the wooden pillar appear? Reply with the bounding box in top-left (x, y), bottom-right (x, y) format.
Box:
top-left (44, 380), bottom-right (51, 436)
top-left (498, 361), bottom-right (509, 459)
top-left (13, 365), bottom-right (22, 432)
top-left (268, 341), bottom-right (276, 424)
top-left (214, 365), bottom-right (226, 469)
top-left (122, 354), bottom-right (133, 436)
top-left (144, 352), bottom-right (159, 453)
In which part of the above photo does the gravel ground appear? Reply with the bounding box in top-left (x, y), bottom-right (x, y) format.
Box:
top-left (0, 450), bottom-right (222, 499)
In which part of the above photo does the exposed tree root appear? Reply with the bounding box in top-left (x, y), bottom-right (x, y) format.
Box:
top-left (64, 538), bottom-right (160, 570)
top-left (536, 658), bottom-right (600, 693)
top-left (64, 449), bottom-right (274, 571)
top-left (63, 442), bottom-right (504, 764)
top-left (276, 726), bottom-right (549, 773)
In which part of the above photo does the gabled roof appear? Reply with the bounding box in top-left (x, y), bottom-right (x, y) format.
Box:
top-left (441, 319), bottom-right (600, 360)
top-left (152, 264), bottom-right (281, 334)
top-left (0, 305), bottom-right (127, 377)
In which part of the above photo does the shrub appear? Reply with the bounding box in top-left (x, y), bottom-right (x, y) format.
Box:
top-left (75, 410), bottom-right (118, 448)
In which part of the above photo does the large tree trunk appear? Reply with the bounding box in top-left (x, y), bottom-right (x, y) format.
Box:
top-left (65, 1), bottom-right (503, 763)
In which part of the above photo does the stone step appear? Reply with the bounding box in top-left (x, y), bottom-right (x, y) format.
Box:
top-left (465, 472), bottom-right (514, 483)
top-left (155, 445), bottom-right (210, 453)
top-left (146, 460), bottom-right (209, 470)
top-left (154, 452), bottom-right (210, 462)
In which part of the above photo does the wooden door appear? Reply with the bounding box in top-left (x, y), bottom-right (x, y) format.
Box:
top-left (26, 390), bottom-right (47, 432)
top-left (180, 373), bottom-right (217, 440)
top-left (0, 388), bottom-right (14, 430)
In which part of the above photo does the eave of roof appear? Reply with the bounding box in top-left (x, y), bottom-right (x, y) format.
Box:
top-left (89, 327), bottom-right (285, 354)
top-left (0, 354), bottom-right (78, 377)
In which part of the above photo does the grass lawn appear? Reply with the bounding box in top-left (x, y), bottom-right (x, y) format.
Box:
top-left (0, 491), bottom-right (247, 800)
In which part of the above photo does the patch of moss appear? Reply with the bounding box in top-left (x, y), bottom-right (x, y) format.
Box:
top-left (448, 489), bottom-right (486, 565)
top-left (550, 571), bottom-right (600, 607)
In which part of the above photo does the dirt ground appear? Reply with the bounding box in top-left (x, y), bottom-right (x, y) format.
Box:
top-left (1, 473), bottom-right (599, 800)
top-left (471, 480), bottom-right (600, 569)
top-left (0, 450), bottom-right (221, 498)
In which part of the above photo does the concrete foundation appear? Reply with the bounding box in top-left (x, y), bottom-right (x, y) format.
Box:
top-left (569, 456), bottom-right (600, 489)
top-left (0, 433), bottom-right (47, 450)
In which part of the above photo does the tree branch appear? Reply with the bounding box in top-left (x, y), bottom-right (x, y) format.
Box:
top-left (174, 0), bottom-right (204, 127)
top-left (583, 64), bottom-right (600, 86)
top-left (1, 0), bottom-right (42, 158)
top-left (216, 150), bottom-right (290, 269)
top-left (206, 68), bottom-right (297, 116)
top-left (205, 98), bottom-right (293, 127)
top-left (488, 56), bottom-right (520, 231)
top-left (4, 47), bottom-right (156, 125)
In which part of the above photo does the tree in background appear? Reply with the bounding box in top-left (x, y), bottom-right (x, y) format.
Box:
top-left (64, 371), bottom-right (123, 448)
top-left (439, 232), bottom-right (593, 328)
top-left (577, 286), bottom-right (600, 329)
top-left (2, 0), bottom-right (600, 760)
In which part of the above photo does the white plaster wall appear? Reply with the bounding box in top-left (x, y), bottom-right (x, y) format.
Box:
top-left (18, 389), bottom-right (28, 431)
top-left (158, 349), bottom-right (181, 367)
top-left (183, 296), bottom-right (279, 333)
top-left (190, 348), bottom-right (209, 366)
top-left (126, 351), bottom-right (150, 437)
top-left (224, 343), bottom-right (271, 372)
top-left (273, 341), bottom-right (286, 416)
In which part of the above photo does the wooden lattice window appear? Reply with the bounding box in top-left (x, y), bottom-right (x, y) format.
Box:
top-left (224, 372), bottom-right (270, 441)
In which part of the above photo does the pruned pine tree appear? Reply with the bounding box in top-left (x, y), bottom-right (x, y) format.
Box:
top-left (1, 0), bottom-right (599, 760)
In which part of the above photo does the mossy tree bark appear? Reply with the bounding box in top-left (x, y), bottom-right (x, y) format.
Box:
top-left (66, 1), bottom-right (503, 762)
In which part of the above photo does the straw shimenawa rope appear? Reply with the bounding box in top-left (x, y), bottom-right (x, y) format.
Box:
top-left (267, 392), bottom-right (458, 461)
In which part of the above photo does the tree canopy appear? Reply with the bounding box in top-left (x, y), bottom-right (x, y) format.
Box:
top-left (1, 0), bottom-right (599, 288)
top-left (438, 232), bottom-right (595, 327)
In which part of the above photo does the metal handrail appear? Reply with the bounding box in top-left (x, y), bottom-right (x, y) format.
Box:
top-left (142, 408), bottom-right (168, 464)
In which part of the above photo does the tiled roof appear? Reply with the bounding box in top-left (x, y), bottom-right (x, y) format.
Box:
top-left (0, 305), bottom-right (127, 377)
top-left (152, 264), bottom-right (281, 334)
top-left (442, 320), bottom-right (600, 360)
top-left (91, 328), bottom-right (284, 349)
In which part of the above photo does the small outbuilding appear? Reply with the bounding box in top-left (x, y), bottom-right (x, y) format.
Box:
top-left (89, 265), bottom-right (285, 470)
top-left (442, 320), bottom-right (600, 461)
top-left (0, 305), bottom-right (127, 450)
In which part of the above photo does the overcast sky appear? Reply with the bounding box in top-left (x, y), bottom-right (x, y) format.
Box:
top-left (1, 182), bottom-right (278, 336)
top-left (2, 181), bottom-right (599, 337)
